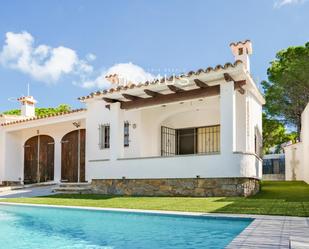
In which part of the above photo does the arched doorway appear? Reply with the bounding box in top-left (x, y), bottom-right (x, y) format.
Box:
top-left (61, 129), bottom-right (85, 182)
top-left (24, 135), bottom-right (54, 184)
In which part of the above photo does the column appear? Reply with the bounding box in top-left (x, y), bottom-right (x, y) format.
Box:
top-left (53, 136), bottom-right (62, 182)
top-left (220, 81), bottom-right (236, 154)
top-left (110, 102), bottom-right (124, 160)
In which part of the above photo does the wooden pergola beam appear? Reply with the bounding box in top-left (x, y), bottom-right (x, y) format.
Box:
top-left (102, 97), bottom-right (120, 103)
top-left (234, 80), bottom-right (246, 94)
top-left (223, 73), bottom-right (234, 82)
top-left (194, 79), bottom-right (209, 88)
top-left (121, 85), bottom-right (220, 110)
top-left (144, 89), bottom-right (163, 97)
top-left (167, 85), bottom-right (185, 93)
top-left (223, 73), bottom-right (246, 95)
top-left (122, 93), bottom-right (143, 101)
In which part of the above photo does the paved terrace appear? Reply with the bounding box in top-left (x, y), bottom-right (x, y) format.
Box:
top-left (223, 213), bottom-right (309, 249)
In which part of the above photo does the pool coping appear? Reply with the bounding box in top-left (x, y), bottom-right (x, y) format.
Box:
top-left (0, 202), bottom-right (308, 248)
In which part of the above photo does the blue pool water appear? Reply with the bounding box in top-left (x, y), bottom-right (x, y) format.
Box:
top-left (0, 204), bottom-right (252, 249)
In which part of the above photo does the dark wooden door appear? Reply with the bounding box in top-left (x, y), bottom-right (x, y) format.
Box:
top-left (39, 135), bottom-right (54, 182)
top-left (61, 129), bottom-right (85, 182)
top-left (24, 136), bottom-right (39, 184)
top-left (24, 135), bottom-right (54, 184)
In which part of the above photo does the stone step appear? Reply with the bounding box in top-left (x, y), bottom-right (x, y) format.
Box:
top-left (58, 183), bottom-right (91, 188)
top-left (53, 185), bottom-right (92, 194)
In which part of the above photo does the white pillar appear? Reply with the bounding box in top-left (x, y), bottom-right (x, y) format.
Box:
top-left (110, 102), bottom-right (124, 160)
top-left (54, 137), bottom-right (62, 182)
top-left (0, 129), bottom-right (5, 183)
top-left (220, 81), bottom-right (236, 154)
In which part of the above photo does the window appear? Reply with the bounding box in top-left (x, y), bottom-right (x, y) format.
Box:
top-left (238, 47), bottom-right (244, 55)
top-left (124, 121), bottom-right (129, 147)
top-left (99, 124), bottom-right (110, 149)
top-left (161, 125), bottom-right (220, 156)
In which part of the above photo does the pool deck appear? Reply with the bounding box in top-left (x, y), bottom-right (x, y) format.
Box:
top-left (0, 202), bottom-right (308, 248)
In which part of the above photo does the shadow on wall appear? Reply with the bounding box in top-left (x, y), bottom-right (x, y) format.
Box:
top-left (291, 148), bottom-right (299, 180)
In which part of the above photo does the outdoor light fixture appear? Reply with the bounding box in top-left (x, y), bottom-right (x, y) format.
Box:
top-left (73, 121), bottom-right (81, 128)
top-left (196, 175), bottom-right (200, 178)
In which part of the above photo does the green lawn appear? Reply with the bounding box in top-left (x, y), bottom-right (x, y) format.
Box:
top-left (1, 181), bottom-right (308, 217)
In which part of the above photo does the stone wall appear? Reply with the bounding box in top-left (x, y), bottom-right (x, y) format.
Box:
top-left (91, 177), bottom-right (260, 197)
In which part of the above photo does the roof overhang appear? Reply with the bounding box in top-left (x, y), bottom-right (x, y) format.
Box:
top-left (79, 61), bottom-right (265, 110)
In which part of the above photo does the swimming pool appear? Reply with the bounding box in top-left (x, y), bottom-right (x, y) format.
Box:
top-left (0, 204), bottom-right (252, 249)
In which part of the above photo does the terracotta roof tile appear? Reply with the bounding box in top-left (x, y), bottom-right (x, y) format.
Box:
top-left (1, 108), bottom-right (86, 127)
top-left (78, 60), bottom-right (243, 101)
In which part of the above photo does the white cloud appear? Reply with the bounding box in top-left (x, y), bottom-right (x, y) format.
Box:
top-left (86, 53), bottom-right (96, 61)
top-left (81, 62), bottom-right (155, 89)
top-left (0, 31), bottom-right (93, 83)
top-left (274, 0), bottom-right (307, 8)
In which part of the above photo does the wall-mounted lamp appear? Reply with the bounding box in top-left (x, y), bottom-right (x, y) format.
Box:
top-left (73, 122), bottom-right (81, 128)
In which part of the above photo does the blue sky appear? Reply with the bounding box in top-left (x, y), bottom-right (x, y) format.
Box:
top-left (0, 0), bottom-right (308, 112)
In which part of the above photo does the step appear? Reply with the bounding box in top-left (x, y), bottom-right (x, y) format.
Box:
top-left (58, 183), bottom-right (91, 188)
top-left (53, 185), bottom-right (92, 194)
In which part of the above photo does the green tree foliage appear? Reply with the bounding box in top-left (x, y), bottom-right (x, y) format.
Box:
top-left (262, 42), bottom-right (309, 134)
top-left (263, 113), bottom-right (298, 154)
top-left (2, 104), bottom-right (72, 117)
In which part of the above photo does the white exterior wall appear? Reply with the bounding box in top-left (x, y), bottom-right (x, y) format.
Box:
top-left (85, 80), bottom-right (263, 181)
top-left (87, 153), bottom-right (260, 180)
top-left (285, 143), bottom-right (303, 181)
top-left (0, 77), bottom-right (264, 183)
top-left (0, 113), bottom-right (86, 183)
top-left (285, 103), bottom-right (309, 183)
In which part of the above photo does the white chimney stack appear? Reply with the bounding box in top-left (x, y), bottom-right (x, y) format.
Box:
top-left (17, 96), bottom-right (37, 117)
top-left (230, 40), bottom-right (252, 72)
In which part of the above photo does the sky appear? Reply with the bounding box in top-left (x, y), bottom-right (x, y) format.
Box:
top-left (0, 0), bottom-right (308, 112)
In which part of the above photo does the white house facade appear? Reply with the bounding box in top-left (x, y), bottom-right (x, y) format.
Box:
top-left (0, 40), bottom-right (264, 196)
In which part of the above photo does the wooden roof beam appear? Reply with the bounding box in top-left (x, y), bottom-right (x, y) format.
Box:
top-left (122, 93), bottom-right (143, 101)
top-left (234, 80), bottom-right (246, 94)
top-left (167, 85), bottom-right (185, 93)
top-left (121, 85), bottom-right (220, 110)
top-left (194, 79), bottom-right (209, 88)
top-left (144, 89), bottom-right (163, 97)
top-left (223, 73), bottom-right (234, 82)
top-left (103, 97), bottom-right (120, 103)
top-left (224, 73), bottom-right (246, 95)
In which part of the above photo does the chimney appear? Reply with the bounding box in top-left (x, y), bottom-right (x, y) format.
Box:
top-left (230, 40), bottom-right (252, 72)
top-left (17, 96), bottom-right (37, 117)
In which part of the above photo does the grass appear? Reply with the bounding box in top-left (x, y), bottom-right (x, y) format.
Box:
top-left (0, 181), bottom-right (308, 217)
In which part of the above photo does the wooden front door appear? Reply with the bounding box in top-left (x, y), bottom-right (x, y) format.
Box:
top-left (61, 129), bottom-right (85, 182)
top-left (24, 135), bottom-right (54, 184)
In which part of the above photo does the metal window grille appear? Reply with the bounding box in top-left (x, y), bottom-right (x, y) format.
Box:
top-left (99, 124), bottom-right (110, 149)
top-left (124, 121), bottom-right (129, 147)
top-left (161, 126), bottom-right (176, 156)
top-left (161, 125), bottom-right (220, 156)
top-left (196, 125), bottom-right (220, 154)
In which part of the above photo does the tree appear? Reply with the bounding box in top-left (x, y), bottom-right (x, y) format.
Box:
top-left (262, 42), bottom-right (309, 134)
top-left (2, 104), bottom-right (72, 116)
top-left (262, 113), bottom-right (297, 154)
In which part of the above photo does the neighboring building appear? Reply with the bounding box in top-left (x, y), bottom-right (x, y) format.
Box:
top-left (0, 40), bottom-right (265, 196)
top-left (262, 154), bottom-right (285, 180)
top-left (285, 103), bottom-right (309, 183)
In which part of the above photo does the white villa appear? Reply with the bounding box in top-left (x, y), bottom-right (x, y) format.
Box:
top-left (0, 40), bottom-right (265, 197)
